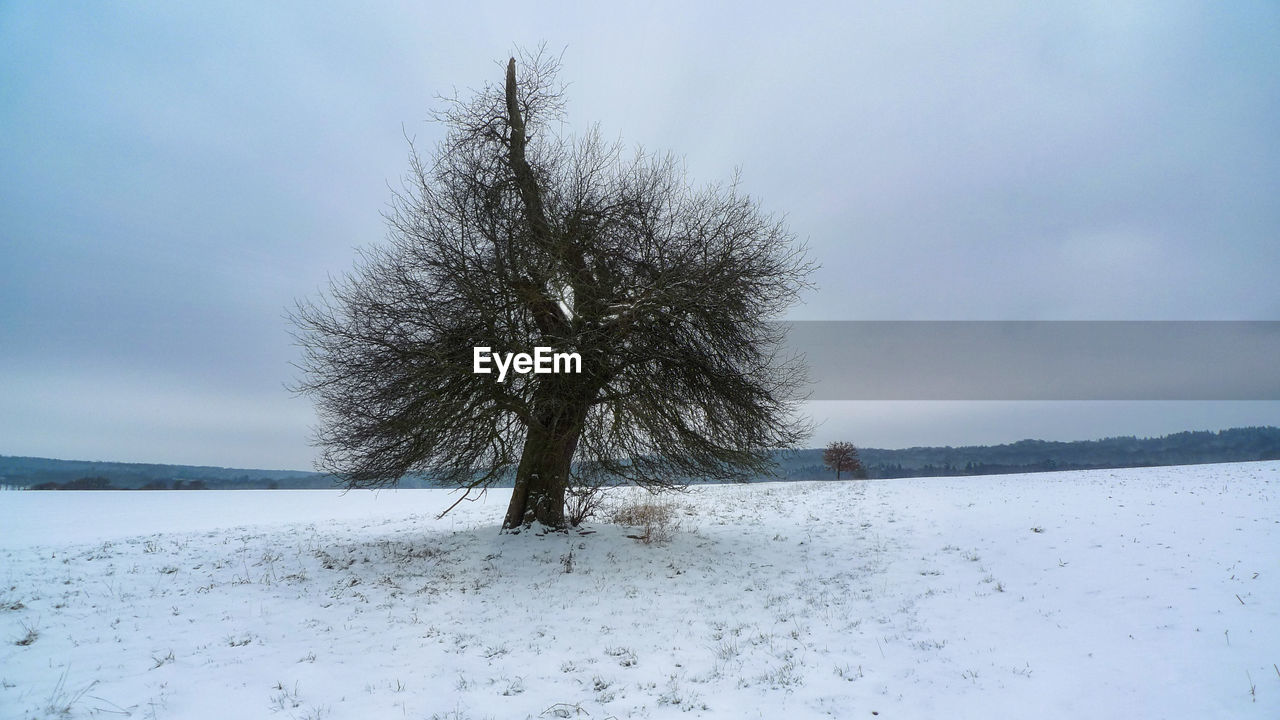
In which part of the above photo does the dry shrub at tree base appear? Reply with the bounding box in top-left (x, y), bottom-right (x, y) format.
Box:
top-left (606, 495), bottom-right (682, 544)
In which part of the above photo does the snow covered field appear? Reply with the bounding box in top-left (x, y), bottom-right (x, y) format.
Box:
top-left (2, 463), bottom-right (1277, 719)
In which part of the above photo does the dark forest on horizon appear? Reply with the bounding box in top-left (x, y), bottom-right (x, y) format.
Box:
top-left (3, 426), bottom-right (1278, 491)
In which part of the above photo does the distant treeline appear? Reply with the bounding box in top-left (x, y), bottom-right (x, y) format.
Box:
top-left (27, 477), bottom-right (259, 491)
top-left (778, 427), bottom-right (1280, 480)
top-left (5, 426), bottom-right (1279, 490)
top-left (0, 456), bottom-right (336, 491)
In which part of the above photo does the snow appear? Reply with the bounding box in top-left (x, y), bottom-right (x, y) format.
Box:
top-left (2, 462), bottom-right (1277, 719)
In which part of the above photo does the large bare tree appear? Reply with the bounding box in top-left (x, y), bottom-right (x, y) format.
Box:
top-left (292, 49), bottom-right (814, 530)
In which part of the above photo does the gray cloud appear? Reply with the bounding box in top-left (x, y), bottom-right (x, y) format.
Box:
top-left (2, 2), bottom-right (1276, 467)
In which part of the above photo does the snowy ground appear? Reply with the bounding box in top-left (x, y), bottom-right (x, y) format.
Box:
top-left (2, 463), bottom-right (1277, 719)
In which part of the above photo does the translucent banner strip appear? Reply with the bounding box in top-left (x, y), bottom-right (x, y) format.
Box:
top-left (778, 321), bottom-right (1280, 400)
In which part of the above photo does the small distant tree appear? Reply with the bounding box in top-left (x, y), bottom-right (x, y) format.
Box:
top-left (823, 441), bottom-right (865, 480)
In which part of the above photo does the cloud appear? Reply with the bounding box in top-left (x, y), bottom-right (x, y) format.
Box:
top-left (2, 2), bottom-right (1276, 465)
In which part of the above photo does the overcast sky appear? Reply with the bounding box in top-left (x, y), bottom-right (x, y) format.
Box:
top-left (2, 2), bottom-right (1278, 469)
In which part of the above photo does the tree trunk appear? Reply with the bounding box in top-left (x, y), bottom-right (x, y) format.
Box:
top-left (498, 58), bottom-right (599, 531)
top-left (503, 424), bottom-right (577, 529)
top-left (503, 387), bottom-right (593, 530)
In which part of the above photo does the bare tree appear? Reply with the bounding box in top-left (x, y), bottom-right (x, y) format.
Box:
top-left (291, 48), bottom-right (815, 531)
top-left (823, 441), bottom-right (864, 480)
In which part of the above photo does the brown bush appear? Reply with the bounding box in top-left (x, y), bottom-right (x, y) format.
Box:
top-left (607, 496), bottom-right (680, 544)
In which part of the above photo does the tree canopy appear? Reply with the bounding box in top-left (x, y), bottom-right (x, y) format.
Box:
top-left (291, 49), bottom-right (814, 529)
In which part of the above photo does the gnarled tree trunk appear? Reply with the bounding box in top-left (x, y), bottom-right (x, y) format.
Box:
top-left (497, 56), bottom-right (593, 530)
top-left (503, 385), bottom-right (594, 529)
